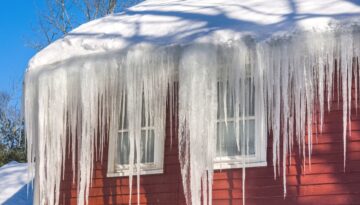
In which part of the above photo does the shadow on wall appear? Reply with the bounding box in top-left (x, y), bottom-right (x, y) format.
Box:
top-left (286, 93), bottom-right (360, 204)
top-left (3, 184), bottom-right (33, 205)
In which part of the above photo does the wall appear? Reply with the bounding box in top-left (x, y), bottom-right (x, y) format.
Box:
top-left (60, 89), bottom-right (360, 205)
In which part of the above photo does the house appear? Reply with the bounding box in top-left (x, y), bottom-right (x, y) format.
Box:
top-left (24, 0), bottom-right (360, 204)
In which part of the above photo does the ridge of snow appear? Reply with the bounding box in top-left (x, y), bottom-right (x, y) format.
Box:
top-left (28, 0), bottom-right (360, 70)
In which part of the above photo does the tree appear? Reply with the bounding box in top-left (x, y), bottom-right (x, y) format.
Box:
top-left (30, 0), bottom-right (143, 50)
top-left (0, 92), bottom-right (25, 167)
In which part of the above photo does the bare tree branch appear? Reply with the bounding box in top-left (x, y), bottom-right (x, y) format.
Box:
top-left (27, 0), bottom-right (143, 50)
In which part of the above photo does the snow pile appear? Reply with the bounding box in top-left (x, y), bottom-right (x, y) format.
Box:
top-left (24, 1), bottom-right (360, 205)
top-left (0, 161), bottom-right (33, 205)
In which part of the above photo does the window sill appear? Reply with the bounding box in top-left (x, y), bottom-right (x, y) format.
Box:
top-left (107, 167), bottom-right (164, 177)
top-left (214, 160), bottom-right (267, 170)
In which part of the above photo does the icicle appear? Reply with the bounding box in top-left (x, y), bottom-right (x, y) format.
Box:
top-left (340, 32), bottom-right (353, 171)
top-left (25, 68), bottom-right (68, 205)
top-left (25, 28), bottom-right (360, 205)
top-left (25, 45), bottom-right (175, 205)
top-left (178, 44), bottom-right (218, 205)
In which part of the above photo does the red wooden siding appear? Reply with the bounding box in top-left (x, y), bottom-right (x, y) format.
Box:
top-left (59, 89), bottom-right (360, 205)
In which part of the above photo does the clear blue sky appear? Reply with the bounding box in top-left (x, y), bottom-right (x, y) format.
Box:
top-left (0, 1), bottom-right (43, 94)
top-left (0, 1), bottom-right (135, 96)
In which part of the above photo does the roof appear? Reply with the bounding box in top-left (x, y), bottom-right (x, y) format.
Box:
top-left (28, 0), bottom-right (360, 70)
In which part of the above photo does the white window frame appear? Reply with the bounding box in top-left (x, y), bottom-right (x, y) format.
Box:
top-left (214, 80), bottom-right (267, 170)
top-left (107, 126), bottom-right (165, 177)
top-left (107, 98), bottom-right (165, 177)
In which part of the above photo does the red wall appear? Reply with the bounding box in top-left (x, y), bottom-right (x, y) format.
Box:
top-left (60, 90), bottom-right (360, 205)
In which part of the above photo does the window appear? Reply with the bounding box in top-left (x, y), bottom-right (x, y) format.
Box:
top-left (214, 79), bottom-right (267, 169)
top-left (107, 95), bottom-right (164, 177)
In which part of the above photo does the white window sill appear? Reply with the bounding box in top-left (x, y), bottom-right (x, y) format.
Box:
top-left (107, 167), bottom-right (164, 177)
top-left (214, 160), bottom-right (267, 170)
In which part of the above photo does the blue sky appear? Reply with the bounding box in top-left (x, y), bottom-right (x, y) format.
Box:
top-left (0, 1), bottom-right (43, 94)
top-left (0, 1), bottom-right (137, 97)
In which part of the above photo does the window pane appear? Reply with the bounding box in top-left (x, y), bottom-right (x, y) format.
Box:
top-left (141, 99), bottom-right (153, 127)
top-left (217, 82), bottom-right (235, 119)
top-left (217, 80), bottom-right (255, 119)
top-left (117, 130), bottom-right (155, 165)
top-left (238, 79), bottom-right (255, 117)
top-left (119, 95), bottom-right (128, 130)
top-left (141, 130), bottom-right (155, 163)
top-left (119, 94), bottom-right (153, 129)
top-left (118, 132), bottom-right (130, 165)
top-left (216, 120), bottom-right (255, 157)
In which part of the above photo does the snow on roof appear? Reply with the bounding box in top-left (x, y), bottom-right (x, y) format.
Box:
top-left (0, 161), bottom-right (33, 205)
top-left (29, 0), bottom-right (360, 70)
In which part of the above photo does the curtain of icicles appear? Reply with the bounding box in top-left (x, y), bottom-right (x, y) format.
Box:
top-left (25, 28), bottom-right (360, 205)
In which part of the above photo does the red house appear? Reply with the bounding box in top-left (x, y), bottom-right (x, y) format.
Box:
top-left (24, 0), bottom-right (360, 204)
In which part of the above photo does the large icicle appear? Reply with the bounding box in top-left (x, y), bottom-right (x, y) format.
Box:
top-left (25, 68), bottom-right (68, 205)
top-left (178, 44), bottom-right (218, 205)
